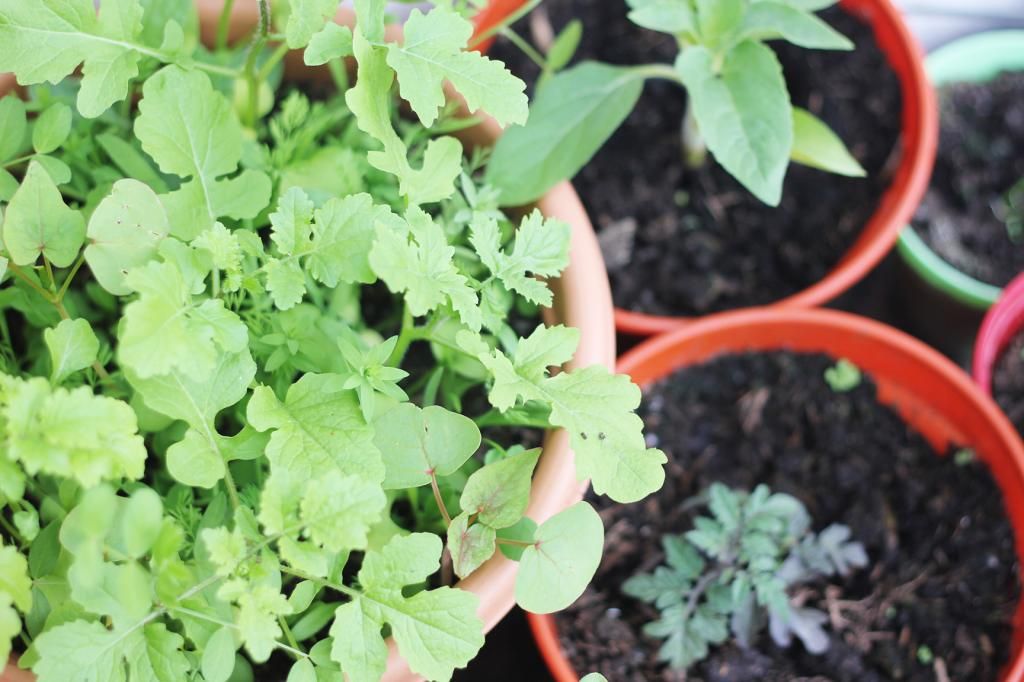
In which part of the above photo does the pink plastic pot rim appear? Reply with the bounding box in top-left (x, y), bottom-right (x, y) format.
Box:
top-left (974, 274), bottom-right (1024, 395)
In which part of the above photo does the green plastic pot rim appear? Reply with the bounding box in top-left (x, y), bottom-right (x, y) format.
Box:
top-left (897, 29), bottom-right (1024, 310)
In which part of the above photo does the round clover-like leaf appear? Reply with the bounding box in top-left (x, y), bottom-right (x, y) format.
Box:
top-left (373, 403), bottom-right (481, 489)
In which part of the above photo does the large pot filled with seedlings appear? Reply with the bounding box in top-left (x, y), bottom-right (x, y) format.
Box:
top-left (486, 0), bottom-right (936, 335)
top-left (531, 309), bottom-right (1024, 680)
top-left (0, 1), bottom-right (669, 680)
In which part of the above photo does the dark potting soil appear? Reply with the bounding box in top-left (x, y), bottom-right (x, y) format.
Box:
top-left (911, 72), bottom-right (1024, 288)
top-left (490, 5), bottom-right (902, 316)
top-left (993, 330), bottom-right (1024, 438)
top-left (555, 352), bottom-right (1019, 681)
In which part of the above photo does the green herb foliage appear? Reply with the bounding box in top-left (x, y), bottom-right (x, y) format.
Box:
top-left (488, 0), bottom-right (866, 206)
top-left (824, 358), bottom-right (862, 392)
top-left (624, 484), bottom-right (867, 670)
top-left (0, 1), bottom-right (666, 679)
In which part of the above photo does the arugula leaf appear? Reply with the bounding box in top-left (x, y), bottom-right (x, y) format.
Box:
top-left (463, 325), bottom-right (667, 503)
top-left (247, 374), bottom-right (386, 486)
top-left (84, 179), bottom-right (170, 295)
top-left (370, 207), bottom-right (482, 330)
top-left (135, 66), bottom-right (271, 239)
top-left (304, 23), bottom-right (353, 66)
top-left (286, 0), bottom-right (339, 49)
top-left (2, 160), bottom-right (85, 267)
top-left (329, 533), bottom-right (483, 682)
top-left (0, 542), bottom-right (31, 613)
top-left (487, 63), bottom-right (645, 206)
top-left (372, 403), bottom-right (481, 489)
top-left (34, 621), bottom-right (190, 682)
top-left (516, 502), bottom-right (604, 613)
top-left (471, 210), bottom-right (570, 306)
top-left (119, 258), bottom-right (249, 380)
top-left (676, 41), bottom-right (792, 206)
top-left (347, 31), bottom-right (462, 205)
top-left (1, 375), bottom-right (146, 487)
top-left (0, 0), bottom-right (147, 117)
top-left (44, 318), bottom-right (99, 385)
top-left (386, 8), bottom-right (528, 128)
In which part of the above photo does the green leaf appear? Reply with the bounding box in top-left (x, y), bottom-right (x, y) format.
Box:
top-left (84, 179), bottom-right (170, 295)
top-left (463, 326), bottom-right (666, 503)
top-left (627, 0), bottom-right (696, 35)
top-left (676, 41), bottom-right (792, 206)
top-left (791, 107), bottom-right (865, 177)
top-left (120, 487), bottom-right (163, 558)
top-left (119, 258), bottom-right (248, 380)
top-left (546, 19), bottom-right (582, 72)
top-left (487, 63), bottom-right (644, 207)
top-left (32, 103), bottom-right (72, 154)
top-left (307, 193), bottom-right (394, 287)
top-left (1, 376), bottom-right (146, 487)
top-left (0, 542), bottom-right (31, 612)
top-left (126, 347), bottom-right (255, 488)
top-left (0, 169), bottom-right (17, 202)
top-left (2, 160), bottom-right (85, 267)
top-left (471, 210), bottom-right (570, 307)
top-left (248, 374), bottom-right (386, 486)
top-left (695, 0), bottom-right (744, 46)
top-left (0, 96), bottom-right (26, 163)
top-left (0, 0), bottom-right (147, 117)
top-left (347, 32), bottom-right (462, 205)
top-left (496, 517), bottom-right (536, 561)
top-left (0, 595), bottom-right (19, 664)
top-left (739, 2), bottom-right (853, 50)
top-left (287, 659), bottom-right (316, 682)
top-left (202, 627), bottom-right (237, 682)
top-left (581, 675), bottom-right (609, 682)
top-left (305, 23), bottom-right (353, 66)
top-left (373, 402), bottom-right (481, 489)
top-left (329, 533), bottom-right (483, 682)
top-left (823, 357), bottom-right (861, 392)
top-left (386, 7), bottom-right (527, 128)
top-left (44, 318), bottom-right (99, 385)
top-left (516, 502), bottom-right (604, 613)
top-left (370, 207), bottom-right (481, 330)
top-left (136, 66), bottom-right (270, 239)
top-left (96, 133), bottom-right (168, 192)
top-left (33, 153), bottom-right (72, 185)
top-left (447, 513), bottom-right (496, 578)
top-left (33, 620), bottom-right (189, 682)
top-left (460, 448), bottom-right (540, 528)
top-left (286, 0), bottom-right (339, 49)
top-left (264, 259), bottom-right (307, 311)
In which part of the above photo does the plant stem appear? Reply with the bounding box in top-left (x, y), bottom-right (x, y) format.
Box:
top-left (244, 0), bottom-right (272, 127)
top-left (495, 537), bottom-right (535, 548)
top-left (630, 63), bottom-right (683, 84)
top-left (328, 59), bottom-right (349, 93)
top-left (173, 606), bottom-right (310, 660)
top-left (429, 471), bottom-right (452, 526)
top-left (42, 256), bottom-right (57, 294)
top-left (7, 263), bottom-right (53, 302)
top-left (681, 99), bottom-right (707, 169)
top-left (280, 566), bottom-right (359, 599)
top-left (0, 514), bottom-right (24, 547)
top-left (223, 465), bottom-right (241, 510)
top-left (216, 0), bottom-right (238, 51)
top-left (388, 305), bottom-right (416, 367)
top-left (499, 28), bottom-right (547, 71)
top-left (1, 154), bottom-right (34, 169)
top-left (278, 615), bottom-right (303, 655)
top-left (469, 0), bottom-right (544, 49)
top-left (257, 42), bottom-right (291, 82)
top-left (57, 254), bottom-right (85, 300)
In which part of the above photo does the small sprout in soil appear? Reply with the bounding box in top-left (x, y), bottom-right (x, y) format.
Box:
top-left (954, 448), bottom-right (977, 467)
top-left (488, 0), bottom-right (866, 207)
top-left (624, 483), bottom-right (868, 671)
top-left (917, 644), bottom-right (935, 665)
top-left (824, 358), bottom-right (862, 393)
top-left (1000, 177), bottom-right (1024, 242)
top-left (580, 674), bottom-right (608, 682)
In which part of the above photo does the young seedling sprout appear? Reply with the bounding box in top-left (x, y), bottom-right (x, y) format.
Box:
top-left (488, 0), bottom-right (867, 207)
top-left (824, 358), bottom-right (862, 392)
top-left (624, 483), bottom-right (867, 670)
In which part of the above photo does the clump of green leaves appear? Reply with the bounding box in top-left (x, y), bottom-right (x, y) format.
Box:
top-left (487, 0), bottom-right (866, 207)
top-left (0, 1), bottom-right (667, 680)
top-left (624, 484), bottom-right (867, 670)
top-left (824, 358), bottom-right (862, 392)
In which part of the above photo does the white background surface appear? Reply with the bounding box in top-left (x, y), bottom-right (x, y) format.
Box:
top-left (893, 0), bottom-right (1024, 48)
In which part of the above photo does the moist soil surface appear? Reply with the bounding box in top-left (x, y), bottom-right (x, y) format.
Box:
top-left (491, 5), bottom-right (903, 316)
top-left (555, 351), bottom-right (1019, 681)
top-left (911, 72), bottom-right (1024, 288)
top-left (993, 330), bottom-right (1024, 438)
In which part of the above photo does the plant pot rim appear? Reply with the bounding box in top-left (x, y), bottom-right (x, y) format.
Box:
top-left (974, 273), bottom-right (1024, 395)
top-left (895, 29), bottom-right (1024, 311)
top-left (529, 307), bottom-right (1024, 681)
top-left (1, 2), bottom-right (613, 680)
top-left (614, 0), bottom-right (938, 336)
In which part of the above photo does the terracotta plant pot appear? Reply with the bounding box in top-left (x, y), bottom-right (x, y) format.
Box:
top-left (529, 308), bottom-right (1024, 681)
top-left (0, 2), bottom-right (610, 680)
top-left (602, 0), bottom-right (938, 336)
top-left (897, 31), bottom-right (1024, 312)
top-left (974, 273), bottom-right (1024, 397)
